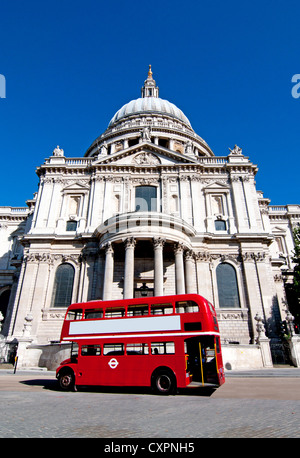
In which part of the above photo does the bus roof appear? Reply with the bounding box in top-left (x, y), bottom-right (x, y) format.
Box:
top-left (67, 294), bottom-right (209, 310)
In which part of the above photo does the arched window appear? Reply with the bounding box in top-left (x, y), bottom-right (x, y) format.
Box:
top-left (51, 264), bottom-right (75, 308)
top-left (135, 186), bottom-right (157, 212)
top-left (216, 263), bottom-right (240, 308)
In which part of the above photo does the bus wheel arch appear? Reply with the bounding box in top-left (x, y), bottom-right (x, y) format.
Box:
top-left (57, 367), bottom-right (76, 391)
top-left (151, 367), bottom-right (177, 395)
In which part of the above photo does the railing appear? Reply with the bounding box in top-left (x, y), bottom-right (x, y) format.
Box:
top-left (198, 157), bottom-right (228, 164)
top-left (0, 207), bottom-right (28, 214)
top-left (269, 206), bottom-right (287, 212)
top-left (65, 158), bottom-right (93, 165)
top-left (269, 205), bottom-right (300, 213)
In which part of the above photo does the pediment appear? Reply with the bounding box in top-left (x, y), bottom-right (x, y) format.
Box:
top-left (271, 226), bottom-right (287, 234)
top-left (202, 181), bottom-right (230, 192)
top-left (61, 182), bottom-right (90, 192)
top-left (92, 141), bottom-right (199, 166)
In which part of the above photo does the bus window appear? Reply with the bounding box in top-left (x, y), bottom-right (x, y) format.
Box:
top-left (127, 304), bottom-right (148, 316)
top-left (213, 315), bottom-right (219, 331)
top-left (85, 309), bottom-right (103, 319)
top-left (150, 303), bottom-right (173, 315)
top-left (126, 343), bottom-right (149, 355)
top-left (208, 302), bottom-right (215, 313)
top-left (67, 309), bottom-right (83, 320)
top-left (81, 345), bottom-right (101, 356)
top-left (175, 301), bottom-right (199, 313)
top-left (216, 337), bottom-right (221, 353)
top-left (71, 342), bottom-right (79, 361)
top-left (151, 342), bottom-right (175, 354)
top-left (103, 344), bottom-right (124, 355)
top-left (105, 307), bottom-right (125, 318)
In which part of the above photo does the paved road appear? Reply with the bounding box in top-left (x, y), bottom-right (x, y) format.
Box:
top-left (0, 368), bottom-right (299, 439)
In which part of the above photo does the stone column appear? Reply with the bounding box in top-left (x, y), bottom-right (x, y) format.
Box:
top-left (185, 250), bottom-right (195, 294)
top-left (123, 237), bottom-right (136, 299)
top-left (174, 242), bottom-right (185, 294)
top-left (153, 238), bottom-right (165, 296)
top-left (102, 242), bottom-right (114, 300)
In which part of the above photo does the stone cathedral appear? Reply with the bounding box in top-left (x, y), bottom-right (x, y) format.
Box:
top-left (0, 67), bottom-right (299, 370)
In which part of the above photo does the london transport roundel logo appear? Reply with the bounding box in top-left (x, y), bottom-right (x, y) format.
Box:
top-left (108, 358), bottom-right (119, 369)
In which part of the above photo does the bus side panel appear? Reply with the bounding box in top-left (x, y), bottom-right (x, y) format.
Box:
top-left (74, 348), bottom-right (187, 389)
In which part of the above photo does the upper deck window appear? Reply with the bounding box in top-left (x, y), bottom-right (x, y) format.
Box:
top-left (127, 304), bottom-right (148, 316)
top-left (66, 309), bottom-right (82, 320)
top-left (150, 303), bottom-right (173, 315)
top-left (175, 301), bottom-right (199, 313)
top-left (105, 307), bottom-right (125, 318)
top-left (85, 308), bottom-right (103, 319)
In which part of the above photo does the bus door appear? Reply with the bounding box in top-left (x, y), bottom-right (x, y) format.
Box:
top-left (185, 336), bottom-right (219, 385)
top-left (77, 343), bottom-right (102, 385)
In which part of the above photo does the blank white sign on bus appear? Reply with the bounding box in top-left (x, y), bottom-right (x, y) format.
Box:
top-left (69, 315), bottom-right (181, 336)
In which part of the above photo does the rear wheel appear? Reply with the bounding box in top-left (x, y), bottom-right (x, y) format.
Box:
top-left (58, 370), bottom-right (75, 391)
top-left (152, 369), bottom-right (176, 395)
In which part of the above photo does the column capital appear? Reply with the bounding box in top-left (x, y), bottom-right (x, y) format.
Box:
top-left (153, 237), bottom-right (165, 249)
top-left (103, 241), bottom-right (114, 254)
top-left (184, 249), bottom-right (195, 261)
top-left (174, 242), bottom-right (185, 254)
top-left (124, 237), bottom-right (136, 250)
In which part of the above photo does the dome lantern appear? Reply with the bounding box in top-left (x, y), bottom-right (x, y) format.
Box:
top-left (141, 65), bottom-right (159, 98)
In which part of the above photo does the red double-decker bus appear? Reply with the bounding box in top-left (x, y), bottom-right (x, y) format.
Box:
top-left (56, 294), bottom-right (225, 394)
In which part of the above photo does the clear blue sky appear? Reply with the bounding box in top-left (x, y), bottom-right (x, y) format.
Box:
top-left (0, 0), bottom-right (299, 207)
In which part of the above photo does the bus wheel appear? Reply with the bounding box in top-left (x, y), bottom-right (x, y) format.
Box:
top-left (58, 370), bottom-right (75, 391)
top-left (152, 369), bottom-right (176, 395)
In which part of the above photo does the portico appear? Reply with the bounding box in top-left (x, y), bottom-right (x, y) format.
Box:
top-left (101, 235), bottom-right (194, 300)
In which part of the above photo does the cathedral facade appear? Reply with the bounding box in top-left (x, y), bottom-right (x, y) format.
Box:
top-left (1, 67), bottom-right (299, 370)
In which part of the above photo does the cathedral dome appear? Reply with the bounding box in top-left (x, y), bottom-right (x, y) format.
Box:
top-left (108, 96), bottom-right (192, 128)
top-left (85, 66), bottom-right (214, 158)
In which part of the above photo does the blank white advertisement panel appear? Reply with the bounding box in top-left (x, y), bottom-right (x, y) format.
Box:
top-left (69, 315), bottom-right (181, 336)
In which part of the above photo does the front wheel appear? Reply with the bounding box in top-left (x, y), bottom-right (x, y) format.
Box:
top-left (152, 370), bottom-right (176, 395)
top-left (58, 370), bottom-right (75, 391)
